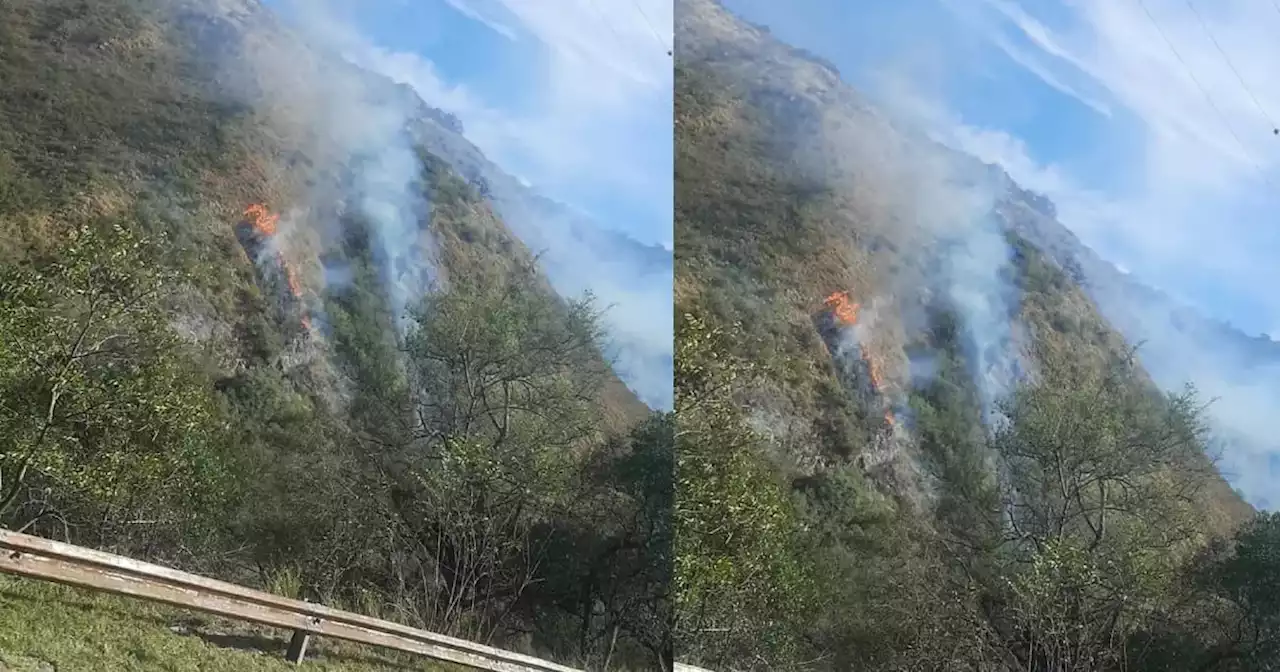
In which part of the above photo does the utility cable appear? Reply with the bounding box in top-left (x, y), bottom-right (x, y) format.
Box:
top-left (628, 0), bottom-right (673, 55)
top-left (1182, 0), bottom-right (1279, 134)
top-left (1135, 0), bottom-right (1273, 184)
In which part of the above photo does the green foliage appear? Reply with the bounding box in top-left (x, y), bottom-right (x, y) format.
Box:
top-left (1190, 512), bottom-right (1280, 669)
top-left (1216, 513), bottom-right (1280, 640)
top-left (367, 265), bottom-right (607, 636)
top-left (602, 412), bottom-right (676, 656)
top-left (529, 412), bottom-right (675, 669)
top-left (674, 311), bottom-right (815, 669)
top-left (993, 344), bottom-right (1211, 556)
top-left (326, 241), bottom-right (408, 437)
top-left (244, 252), bottom-right (670, 665)
top-left (403, 263), bottom-right (607, 463)
top-left (945, 343), bottom-right (1224, 671)
top-left (674, 19), bottom-right (1265, 671)
top-left (672, 284), bottom-right (1267, 672)
top-left (909, 318), bottom-right (1003, 544)
top-left (0, 221), bottom-right (230, 535)
top-left (0, 0), bottom-right (665, 668)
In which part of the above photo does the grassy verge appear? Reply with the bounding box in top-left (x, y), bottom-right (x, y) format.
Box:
top-left (0, 575), bottom-right (458, 672)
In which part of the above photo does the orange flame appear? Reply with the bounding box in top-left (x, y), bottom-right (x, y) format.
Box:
top-left (863, 350), bottom-right (884, 391)
top-left (860, 342), bottom-right (896, 428)
top-left (280, 254), bottom-right (302, 297)
top-left (237, 204), bottom-right (309, 331)
top-left (822, 289), bottom-right (894, 428)
top-left (280, 258), bottom-right (310, 330)
top-left (824, 290), bottom-right (859, 326)
top-left (243, 203), bottom-right (280, 237)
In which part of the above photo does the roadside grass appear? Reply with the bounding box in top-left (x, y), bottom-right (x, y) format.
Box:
top-left (0, 575), bottom-right (459, 672)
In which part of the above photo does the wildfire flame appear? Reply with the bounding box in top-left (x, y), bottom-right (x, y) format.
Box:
top-left (281, 256), bottom-right (310, 329)
top-left (237, 203), bottom-right (309, 331)
top-left (826, 289), bottom-right (896, 429)
top-left (824, 290), bottom-right (859, 325)
top-left (863, 348), bottom-right (895, 426)
top-left (863, 351), bottom-right (882, 389)
top-left (281, 255), bottom-right (302, 297)
top-left (243, 203), bottom-right (280, 237)
top-left (820, 289), bottom-right (896, 429)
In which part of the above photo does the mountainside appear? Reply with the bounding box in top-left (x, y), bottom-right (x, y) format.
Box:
top-left (674, 0), bottom-right (1276, 669)
top-left (359, 72), bottom-right (675, 409)
top-left (674, 0), bottom-right (1246, 512)
top-left (0, 0), bottom-right (670, 668)
top-left (0, 0), bottom-right (665, 415)
top-left (983, 171), bottom-right (1280, 509)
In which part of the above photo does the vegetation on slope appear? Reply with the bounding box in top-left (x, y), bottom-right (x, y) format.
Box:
top-left (673, 1), bottom-right (1277, 670)
top-left (0, 0), bottom-right (669, 669)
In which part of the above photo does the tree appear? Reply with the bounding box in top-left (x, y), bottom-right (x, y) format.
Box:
top-left (597, 413), bottom-right (675, 668)
top-left (986, 343), bottom-right (1215, 670)
top-left (1191, 512), bottom-right (1280, 671)
top-left (369, 261), bottom-right (610, 641)
top-left (532, 412), bottom-right (675, 670)
top-left (673, 310), bottom-right (815, 670)
top-left (0, 221), bottom-right (227, 545)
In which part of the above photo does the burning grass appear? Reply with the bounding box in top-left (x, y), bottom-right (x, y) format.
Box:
top-left (243, 203), bottom-right (280, 236)
top-left (234, 203), bottom-right (311, 332)
top-left (820, 289), bottom-right (897, 429)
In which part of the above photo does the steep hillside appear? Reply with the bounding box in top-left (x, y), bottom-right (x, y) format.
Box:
top-left (674, 0), bottom-right (1251, 515)
top-left (352, 66), bottom-right (675, 410)
top-left (0, 0), bottom-right (656, 419)
top-left (982, 169), bottom-right (1280, 509)
top-left (0, 0), bottom-right (669, 668)
top-left (674, 0), bottom-right (1274, 670)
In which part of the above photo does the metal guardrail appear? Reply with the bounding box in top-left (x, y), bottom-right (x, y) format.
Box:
top-left (0, 529), bottom-right (581, 671)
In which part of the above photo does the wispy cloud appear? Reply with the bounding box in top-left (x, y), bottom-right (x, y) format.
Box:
top-left (981, 0), bottom-right (1275, 177)
top-left (437, 0), bottom-right (520, 40)
top-left (943, 0), bottom-right (1280, 327)
top-left (982, 31), bottom-right (1113, 118)
top-left (450, 0), bottom-right (673, 234)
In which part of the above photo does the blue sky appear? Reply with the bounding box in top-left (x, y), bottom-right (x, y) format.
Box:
top-left (267, 0), bottom-right (674, 251)
top-left (723, 0), bottom-right (1280, 507)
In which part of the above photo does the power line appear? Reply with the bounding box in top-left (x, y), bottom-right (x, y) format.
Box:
top-left (1260, 0), bottom-right (1280, 132)
top-left (1134, 0), bottom-right (1272, 183)
top-left (583, 0), bottom-right (670, 57)
top-left (628, 0), bottom-right (672, 55)
top-left (582, 0), bottom-right (629, 54)
top-left (1181, 0), bottom-right (1279, 134)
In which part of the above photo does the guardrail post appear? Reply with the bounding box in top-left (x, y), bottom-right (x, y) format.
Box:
top-left (285, 628), bottom-right (310, 664)
top-left (286, 598), bottom-right (318, 664)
